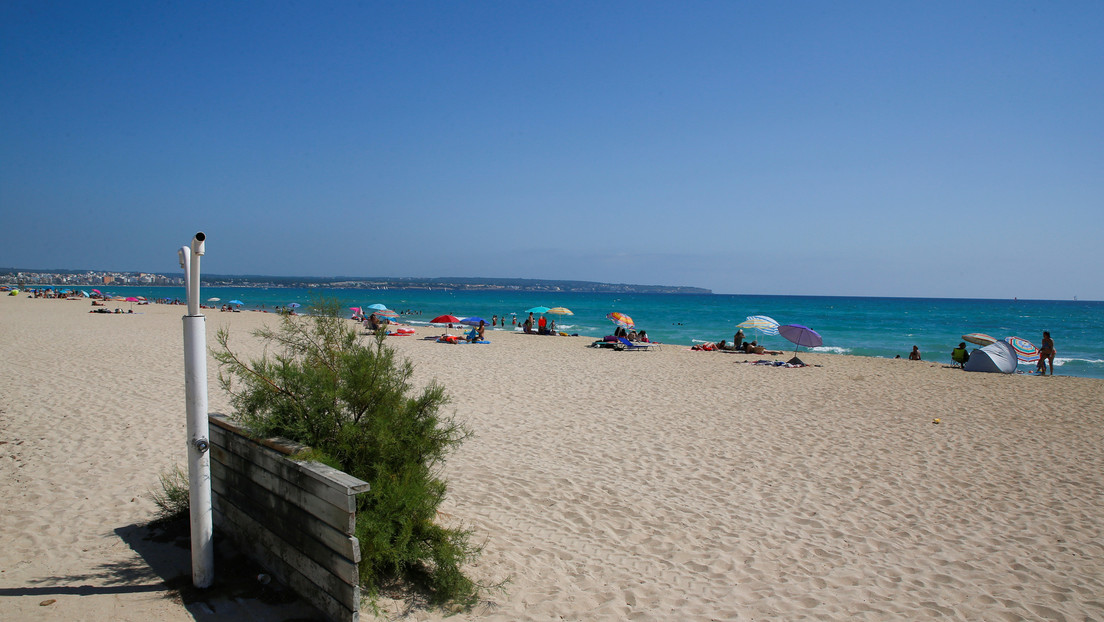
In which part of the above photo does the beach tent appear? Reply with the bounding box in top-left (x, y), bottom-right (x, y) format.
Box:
top-left (963, 340), bottom-right (1018, 374)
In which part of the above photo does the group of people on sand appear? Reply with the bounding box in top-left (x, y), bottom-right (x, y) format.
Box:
top-left (937, 330), bottom-right (1058, 375)
top-left (613, 326), bottom-right (650, 342)
top-left (692, 329), bottom-right (783, 354)
top-left (435, 320), bottom-right (487, 344)
top-left (523, 312), bottom-right (559, 335)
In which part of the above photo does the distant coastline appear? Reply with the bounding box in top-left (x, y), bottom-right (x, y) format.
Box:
top-left (0, 268), bottom-right (711, 295)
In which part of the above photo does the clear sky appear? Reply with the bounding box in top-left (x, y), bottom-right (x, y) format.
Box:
top-left (2, 1), bottom-right (1101, 299)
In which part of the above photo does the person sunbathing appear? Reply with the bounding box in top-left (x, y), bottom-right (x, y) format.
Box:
top-left (743, 341), bottom-right (783, 355)
top-left (467, 321), bottom-right (486, 342)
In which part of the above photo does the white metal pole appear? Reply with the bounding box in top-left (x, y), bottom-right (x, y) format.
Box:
top-left (180, 232), bottom-right (213, 588)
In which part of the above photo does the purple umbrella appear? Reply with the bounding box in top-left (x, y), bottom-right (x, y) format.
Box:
top-left (778, 324), bottom-right (823, 364)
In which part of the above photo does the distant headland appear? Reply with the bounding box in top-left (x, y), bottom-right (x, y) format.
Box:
top-left (0, 268), bottom-right (712, 295)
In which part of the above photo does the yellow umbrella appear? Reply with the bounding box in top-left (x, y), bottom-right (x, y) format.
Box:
top-left (547, 307), bottom-right (574, 316)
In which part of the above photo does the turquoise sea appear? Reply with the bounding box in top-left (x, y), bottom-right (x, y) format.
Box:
top-left (89, 286), bottom-right (1104, 380)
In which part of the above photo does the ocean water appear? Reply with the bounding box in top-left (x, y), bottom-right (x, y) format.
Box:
top-left (89, 286), bottom-right (1104, 380)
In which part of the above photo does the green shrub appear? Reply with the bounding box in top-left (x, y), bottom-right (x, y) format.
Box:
top-left (150, 464), bottom-right (190, 524)
top-left (214, 296), bottom-right (480, 607)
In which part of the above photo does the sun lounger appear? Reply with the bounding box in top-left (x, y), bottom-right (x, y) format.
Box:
top-left (618, 337), bottom-right (659, 351)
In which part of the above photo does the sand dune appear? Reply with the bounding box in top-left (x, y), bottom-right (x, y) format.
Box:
top-left (2, 295), bottom-right (1102, 620)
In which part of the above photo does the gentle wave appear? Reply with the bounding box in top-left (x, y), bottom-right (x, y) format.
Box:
top-left (1053, 357), bottom-right (1104, 367)
top-left (812, 346), bottom-right (851, 354)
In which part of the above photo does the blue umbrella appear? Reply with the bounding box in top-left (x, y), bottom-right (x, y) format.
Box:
top-left (367, 303), bottom-right (388, 311)
top-left (525, 306), bottom-right (550, 314)
top-left (460, 317), bottom-right (487, 326)
top-left (228, 299), bottom-right (244, 306)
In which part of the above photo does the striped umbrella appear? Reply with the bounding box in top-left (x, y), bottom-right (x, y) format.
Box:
top-left (1005, 336), bottom-right (1040, 362)
top-left (962, 333), bottom-right (997, 346)
top-left (737, 315), bottom-right (780, 336)
top-left (606, 312), bottom-right (634, 329)
top-left (547, 307), bottom-right (574, 316)
top-left (375, 309), bottom-right (401, 325)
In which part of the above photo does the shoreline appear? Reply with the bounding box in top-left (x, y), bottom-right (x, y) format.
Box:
top-left (9, 286), bottom-right (1102, 381)
top-left (2, 295), bottom-right (1102, 620)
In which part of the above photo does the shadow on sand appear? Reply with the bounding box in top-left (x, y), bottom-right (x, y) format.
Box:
top-left (1, 518), bottom-right (326, 621)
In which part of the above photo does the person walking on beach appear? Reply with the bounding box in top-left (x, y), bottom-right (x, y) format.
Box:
top-left (909, 345), bottom-right (922, 360)
top-left (1038, 331), bottom-right (1056, 375)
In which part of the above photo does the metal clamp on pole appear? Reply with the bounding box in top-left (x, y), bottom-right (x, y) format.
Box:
top-left (193, 438), bottom-right (210, 454)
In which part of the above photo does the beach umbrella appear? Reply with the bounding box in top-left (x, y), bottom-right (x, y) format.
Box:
top-left (737, 315), bottom-right (781, 336)
top-left (430, 314), bottom-right (461, 324)
top-left (374, 309), bottom-right (401, 325)
top-left (81, 290), bottom-right (90, 297)
top-left (607, 312), bottom-right (634, 329)
top-left (962, 333), bottom-right (997, 346)
top-left (367, 303), bottom-right (388, 311)
top-left (778, 324), bottom-right (823, 364)
top-left (1005, 336), bottom-right (1040, 363)
top-left (350, 306), bottom-right (362, 314)
top-left (287, 302), bottom-right (301, 308)
top-left (91, 289), bottom-right (102, 296)
top-left (228, 299), bottom-right (244, 306)
top-left (547, 307), bottom-right (574, 316)
top-left (460, 317), bottom-right (487, 326)
top-left (125, 297), bottom-right (140, 302)
top-left (525, 306), bottom-right (551, 314)
top-left (207, 297), bottom-right (221, 302)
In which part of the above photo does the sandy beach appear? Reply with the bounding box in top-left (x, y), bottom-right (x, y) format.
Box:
top-left (2, 295), bottom-right (1102, 621)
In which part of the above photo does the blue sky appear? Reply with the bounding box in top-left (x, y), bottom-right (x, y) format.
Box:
top-left (2, 1), bottom-right (1101, 299)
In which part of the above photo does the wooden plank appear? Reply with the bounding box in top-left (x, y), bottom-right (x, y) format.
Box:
top-left (209, 414), bottom-right (371, 495)
top-left (210, 453), bottom-right (361, 563)
top-left (212, 455), bottom-right (357, 545)
top-left (215, 491), bottom-right (361, 608)
top-left (216, 504), bottom-right (360, 622)
top-left (211, 430), bottom-right (358, 517)
top-left (211, 442), bottom-right (357, 531)
top-left (211, 460), bottom-right (362, 572)
top-left (210, 455), bottom-right (361, 563)
top-left (211, 424), bottom-right (369, 511)
top-left (212, 489), bottom-right (359, 586)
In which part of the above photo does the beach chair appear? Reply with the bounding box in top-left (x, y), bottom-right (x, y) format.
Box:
top-left (617, 337), bottom-right (659, 351)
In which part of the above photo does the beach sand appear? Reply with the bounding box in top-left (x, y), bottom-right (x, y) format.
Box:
top-left (2, 295), bottom-right (1102, 621)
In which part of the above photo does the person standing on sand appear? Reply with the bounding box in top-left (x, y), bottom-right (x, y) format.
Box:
top-left (1038, 331), bottom-right (1056, 375)
top-left (909, 345), bottom-right (922, 360)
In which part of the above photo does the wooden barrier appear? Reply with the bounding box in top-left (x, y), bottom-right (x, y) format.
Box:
top-left (208, 413), bottom-right (370, 622)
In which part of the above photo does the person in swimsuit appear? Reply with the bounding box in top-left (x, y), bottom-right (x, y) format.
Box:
top-left (909, 345), bottom-right (922, 360)
top-left (1038, 331), bottom-right (1056, 375)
